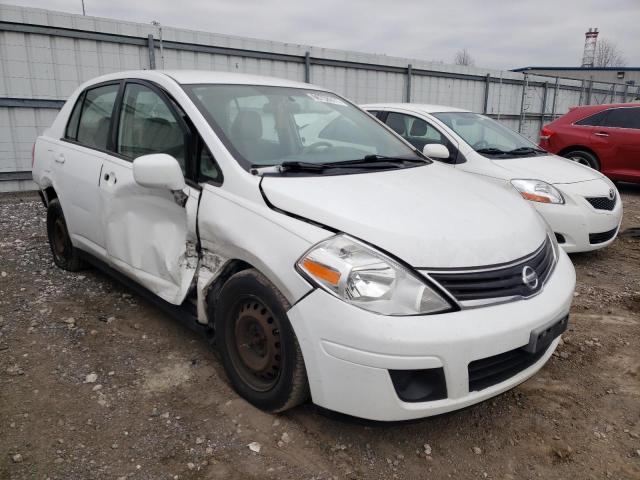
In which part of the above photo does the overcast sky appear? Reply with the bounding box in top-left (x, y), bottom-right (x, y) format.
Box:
top-left (9, 0), bottom-right (640, 70)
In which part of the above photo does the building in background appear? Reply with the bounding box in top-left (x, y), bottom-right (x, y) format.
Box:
top-left (512, 67), bottom-right (640, 87)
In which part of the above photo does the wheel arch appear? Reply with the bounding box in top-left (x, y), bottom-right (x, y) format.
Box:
top-left (557, 145), bottom-right (599, 159)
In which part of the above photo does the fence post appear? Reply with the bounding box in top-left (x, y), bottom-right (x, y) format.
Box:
top-left (406, 64), bottom-right (412, 102)
top-left (551, 77), bottom-right (559, 119)
top-left (540, 81), bottom-right (548, 127)
top-left (609, 84), bottom-right (615, 103)
top-left (578, 79), bottom-right (585, 105)
top-left (483, 74), bottom-right (490, 114)
top-left (304, 51), bottom-right (311, 83)
top-left (518, 74), bottom-right (528, 133)
top-left (147, 34), bottom-right (155, 69)
top-left (586, 80), bottom-right (593, 105)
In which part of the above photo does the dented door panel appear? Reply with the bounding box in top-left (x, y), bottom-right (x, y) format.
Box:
top-left (99, 155), bottom-right (200, 305)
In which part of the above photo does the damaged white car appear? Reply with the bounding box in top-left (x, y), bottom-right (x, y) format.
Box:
top-left (32, 71), bottom-right (575, 421)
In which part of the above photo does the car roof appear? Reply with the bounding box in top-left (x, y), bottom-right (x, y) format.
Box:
top-left (570, 102), bottom-right (640, 111)
top-left (76, 69), bottom-right (325, 91)
top-left (361, 103), bottom-right (472, 114)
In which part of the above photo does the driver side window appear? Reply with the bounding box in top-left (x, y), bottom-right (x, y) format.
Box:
top-left (384, 112), bottom-right (459, 163)
top-left (117, 83), bottom-right (187, 174)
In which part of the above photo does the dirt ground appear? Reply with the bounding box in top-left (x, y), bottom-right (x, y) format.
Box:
top-left (1, 185), bottom-right (639, 480)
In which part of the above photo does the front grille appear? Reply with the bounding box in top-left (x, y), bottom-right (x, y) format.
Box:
top-left (585, 194), bottom-right (616, 211)
top-left (429, 238), bottom-right (555, 302)
top-left (589, 227), bottom-right (618, 244)
top-left (468, 345), bottom-right (548, 392)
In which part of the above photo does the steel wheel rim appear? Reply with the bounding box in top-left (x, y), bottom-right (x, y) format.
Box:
top-left (228, 297), bottom-right (282, 392)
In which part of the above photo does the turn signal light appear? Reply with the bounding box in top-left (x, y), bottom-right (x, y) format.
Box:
top-left (301, 259), bottom-right (341, 286)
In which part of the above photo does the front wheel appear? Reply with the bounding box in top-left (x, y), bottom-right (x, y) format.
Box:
top-left (563, 150), bottom-right (600, 170)
top-left (214, 269), bottom-right (309, 412)
top-left (46, 199), bottom-right (85, 271)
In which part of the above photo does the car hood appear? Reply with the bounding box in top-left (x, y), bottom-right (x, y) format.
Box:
top-left (261, 164), bottom-right (547, 269)
top-left (489, 154), bottom-right (601, 184)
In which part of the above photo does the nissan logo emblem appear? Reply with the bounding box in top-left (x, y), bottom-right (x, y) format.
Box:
top-left (522, 266), bottom-right (539, 290)
top-left (608, 188), bottom-right (615, 201)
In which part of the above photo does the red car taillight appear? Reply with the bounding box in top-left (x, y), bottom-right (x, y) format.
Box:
top-left (539, 126), bottom-right (554, 143)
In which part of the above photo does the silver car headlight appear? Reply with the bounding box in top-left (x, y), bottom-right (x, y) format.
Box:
top-left (511, 179), bottom-right (564, 204)
top-left (296, 234), bottom-right (454, 316)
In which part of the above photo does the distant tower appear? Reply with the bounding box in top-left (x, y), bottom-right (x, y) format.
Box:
top-left (581, 28), bottom-right (599, 67)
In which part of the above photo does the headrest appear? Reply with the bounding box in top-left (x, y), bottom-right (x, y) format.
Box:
top-left (231, 111), bottom-right (263, 141)
top-left (386, 114), bottom-right (406, 135)
top-left (410, 119), bottom-right (428, 136)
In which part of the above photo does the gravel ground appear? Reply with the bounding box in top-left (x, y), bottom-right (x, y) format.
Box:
top-left (1, 185), bottom-right (639, 480)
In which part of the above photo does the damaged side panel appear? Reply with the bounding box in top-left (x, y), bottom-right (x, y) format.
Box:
top-left (99, 157), bottom-right (202, 305)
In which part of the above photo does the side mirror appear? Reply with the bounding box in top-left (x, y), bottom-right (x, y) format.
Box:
top-left (133, 154), bottom-right (185, 190)
top-left (423, 143), bottom-right (450, 159)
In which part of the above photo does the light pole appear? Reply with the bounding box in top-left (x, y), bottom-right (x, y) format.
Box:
top-left (81, 0), bottom-right (85, 15)
top-left (151, 21), bottom-right (165, 69)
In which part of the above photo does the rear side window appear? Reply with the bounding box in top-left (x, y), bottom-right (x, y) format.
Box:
top-left (65, 93), bottom-right (84, 139)
top-left (575, 110), bottom-right (609, 126)
top-left (75, 84), bottom-right (119, 150)
top-left (117, 83), bottom-right (187, 173)
top-left (600, 107), bottom-right (640, 129)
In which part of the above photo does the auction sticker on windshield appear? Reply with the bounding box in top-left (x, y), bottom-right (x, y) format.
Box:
top-left (306, 92), bottom-right (346, 106)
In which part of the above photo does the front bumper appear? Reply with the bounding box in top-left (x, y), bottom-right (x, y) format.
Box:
top-left (288, 250), bottom-right (575, 421)
top-left (537, 180), bottom-right (623, 253)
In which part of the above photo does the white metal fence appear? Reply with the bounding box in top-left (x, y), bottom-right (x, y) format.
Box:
top-left (1, 4), bottom-right (638, 191)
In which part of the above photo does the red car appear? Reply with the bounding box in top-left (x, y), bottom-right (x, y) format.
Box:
top-left (539, 103), bottom-right (640, 183)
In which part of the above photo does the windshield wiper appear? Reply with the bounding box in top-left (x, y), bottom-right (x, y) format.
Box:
top-left (329, 155), bottom-right (428, 166)
top-left (506, 147), bottom-right (547, 155)
top-left (475, 147), bottom-right (508, 155)
top-left (250, 156), bottom-right (426, 176)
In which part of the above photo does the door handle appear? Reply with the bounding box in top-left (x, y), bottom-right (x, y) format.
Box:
top-left (594, 132), bottom-right (609, 137)
top-left (53, 152), bottom-right (65, 164)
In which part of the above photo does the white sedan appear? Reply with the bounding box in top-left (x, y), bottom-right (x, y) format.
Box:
top-left (32, 70), bottom-right (575, 421)
top-left (363, 103), bottom-right (623, 253)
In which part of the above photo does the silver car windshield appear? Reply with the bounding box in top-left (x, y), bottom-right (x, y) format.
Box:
top-left (184, 84), bottom-right (421, 169)
top-left (433, 112), bottom-right (543, 157)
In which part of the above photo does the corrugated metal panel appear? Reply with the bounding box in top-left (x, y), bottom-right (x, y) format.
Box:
top-left (0, 4), bottom-right (632, 189)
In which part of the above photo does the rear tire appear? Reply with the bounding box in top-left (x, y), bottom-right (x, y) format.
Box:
top-left (563, 150), bottom-right (600, 170)
top-left (46, 199), bottom-right (85, 271)
top-left (214, 269), bottom-right (309, 412)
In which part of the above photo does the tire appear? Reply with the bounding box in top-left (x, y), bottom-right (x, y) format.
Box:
top-left (46, 199), bottom-right (85, 271)
top-left (213, 269), bottom-right (309, 412)
top-left (563, 150), bottom-right (600, 170)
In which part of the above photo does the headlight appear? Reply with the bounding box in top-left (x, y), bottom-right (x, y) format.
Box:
top-left (297, 235), bottom-right (454, 315)
top-left (511, 179), bottom-right (564, 204)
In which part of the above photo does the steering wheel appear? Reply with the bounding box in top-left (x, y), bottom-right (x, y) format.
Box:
top-left (472, 140), bottom-right (489, 150)
top-left (306, 141), bottom-right (333, 152)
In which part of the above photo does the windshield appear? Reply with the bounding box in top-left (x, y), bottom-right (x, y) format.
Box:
top-left (432, 112), bottom-right (542, 157)
top-left (183, 84), bottom-right (421, 169)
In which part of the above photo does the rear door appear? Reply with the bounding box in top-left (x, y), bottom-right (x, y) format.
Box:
top-left (52, 82), bottom-right (120, 257)
top-left (98, 80), bottom-right (202, 305)
top-left (593, 107), bottom-right (640, 181)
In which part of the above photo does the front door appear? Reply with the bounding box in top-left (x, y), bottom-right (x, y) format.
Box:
top-left (99, 80), bottom-right (200, 305)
